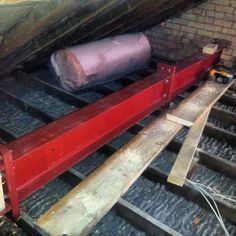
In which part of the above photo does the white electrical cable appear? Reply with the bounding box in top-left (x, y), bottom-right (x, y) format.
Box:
top-left (188, 180), bottom-right (223, 223)
top-left (188, 180), bottom-right (229, 236)
top-left (212, 194), bottom-right (236, 203)
top-left (190, 181), bottom-right (226, 231)
top-left (188, 180), bottom-right (230, 236)
top-left (193, 182), bottom-right (236, 204)
top-left (187, 179), bottom-right (230, 236)
top-left (191, 181), bottom-right (223, 223)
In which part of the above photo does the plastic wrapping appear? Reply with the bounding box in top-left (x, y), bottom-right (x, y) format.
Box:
top-left (51, 33), bottom-right (151, 91)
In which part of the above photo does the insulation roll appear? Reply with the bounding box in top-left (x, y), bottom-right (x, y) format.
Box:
top-left (51, 33), bottom-right (151, 91)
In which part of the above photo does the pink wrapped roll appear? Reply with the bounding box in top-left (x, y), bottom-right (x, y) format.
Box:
top-left (51, 33), bottom-right (151, 91)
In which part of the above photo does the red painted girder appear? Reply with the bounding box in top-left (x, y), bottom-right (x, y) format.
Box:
top-left (2, 50), bottom-right (221, 211)
top-left (11, 75), bottom-right (165, 200)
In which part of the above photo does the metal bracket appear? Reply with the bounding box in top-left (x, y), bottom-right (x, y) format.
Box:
top-left (157, 63), bottom-right (177, 102)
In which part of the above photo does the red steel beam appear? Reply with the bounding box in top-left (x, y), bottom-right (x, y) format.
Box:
top-left (0, 50), bottom-right (221, 217)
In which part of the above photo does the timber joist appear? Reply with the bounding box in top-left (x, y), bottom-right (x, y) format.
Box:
top-left (0, 51), bottom-right (235, 235)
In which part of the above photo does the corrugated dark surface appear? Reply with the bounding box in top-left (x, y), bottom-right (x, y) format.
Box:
top-left (91, 210), bottom-right (147, 236)
top-left (123, 176), bottom-right (236, 236)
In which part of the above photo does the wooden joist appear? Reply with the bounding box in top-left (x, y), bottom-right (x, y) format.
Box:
top-left (210, 106), bottom-right (236, 126)
top-left (36, 79), bottom-right (233, 236)
top-left (221, 93), bottom-right (236, 107)
top-left (231, 82), bottom-right (236, 92)
top-left (116, 199), bottom-right (182, 236)
top-left (196, 149), bottom-right (236, 180)
top-left (146, 165), bottom-right (236, 224)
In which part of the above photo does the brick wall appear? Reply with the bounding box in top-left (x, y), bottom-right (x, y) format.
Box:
top-left (145, 0), bottom-right (236, 67)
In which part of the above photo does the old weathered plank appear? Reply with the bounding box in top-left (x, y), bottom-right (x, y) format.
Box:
top-left (66, 169), bottom-right (183, 236)
top-left (36, 117), bottom-right (182, 236)
top-left (0, 173), bottom-right (5, 212)
top-left (170, 80), bottom-right (233, 122)
top-left (36, 79), bottom-right (232, 236)
top-left (167, 108), bottom-right (211, 186)
top-left (166, 113), bottom-right (193, 127)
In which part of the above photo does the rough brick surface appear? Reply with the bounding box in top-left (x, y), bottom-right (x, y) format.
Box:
top-left (145, 0), bottom-right (236, 67)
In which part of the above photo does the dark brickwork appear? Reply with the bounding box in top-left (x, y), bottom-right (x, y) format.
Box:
top-left (145, 0), bottom-right (236, 67)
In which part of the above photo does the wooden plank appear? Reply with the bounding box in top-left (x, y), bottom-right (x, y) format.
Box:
top-left (66, 169), bottom-right (183, 236)
top-left (0, 173), bottom-right (5, 212)
top-left (211, 107), bottom-right (236, 125)
top-left (167, 137), bottom-right (236, 179)
top-left (220, 94), bottom-right (236, 107)
top-left (167, 136), bottom-right (236, 180)
top-left (0, 123), bottom-right (18, 141)
top-left (196, 149), bottom-right (236, 180)
top-left (116, 199), bottom-right (182, 236)
top-left (204, 122), bottom-right (236, 145)
top-left (168, 139), bottom-right (236, 181)
top-left (170, 80), bottom-right (233, 123)
top-left (36, 117), bottom-right (182, 236)
top-left (166, 113), bottom-right (193, 127)
top-left (17, 72), bottom-right (88, 107)
top-left (0, 87), bottom-right (56, 122)
top-left (167, 108), bottom-right (211, 186)
top-left (36, 79), bottom-right (233, 236)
